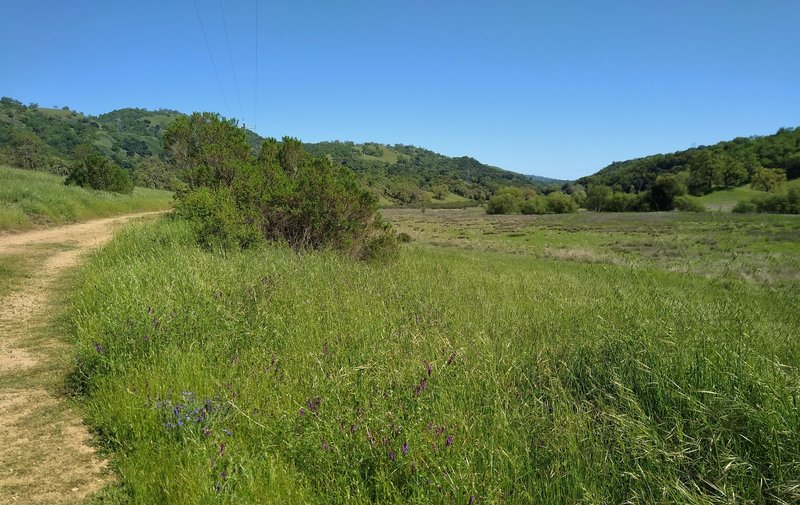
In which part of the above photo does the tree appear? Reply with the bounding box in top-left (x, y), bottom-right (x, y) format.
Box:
top-left (133, 157), bottom-right (180, 190)
top-left (687, 151), bottom-right (723, 195)
top-left (586, 185), bottom-right (613, 211)
top-left (65, 153), bottom-right (134, 194)
top-left (486, 187), bottom-right (523, 214)
top-left (545, 191), bottom-right (578, 213)
top-left (649, 174), bottom-right (685, 211)
top-left (5, 130), bottom-right (48, 170)
top-left (720, 159), bottom-right (747, 188)
top-left (750, 168), bottom-right (787, 192)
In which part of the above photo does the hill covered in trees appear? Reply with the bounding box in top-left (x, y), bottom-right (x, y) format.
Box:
top-left (578, 127), bottom-right (800, 195)
top-left (0, 97), bottom-right (553, 206)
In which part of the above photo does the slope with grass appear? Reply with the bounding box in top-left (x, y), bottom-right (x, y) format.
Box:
top-left (69, 212), bottom-right (800, 503)
top-left (687, 179), bottom-right (800, 212)
top-left (0, 166), bottom-right (172, 232)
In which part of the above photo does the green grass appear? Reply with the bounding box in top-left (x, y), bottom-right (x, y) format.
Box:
top-left (68, 212), bottom-right (800, 503)
top-left (0, 254), bottom-right (37, 298)
top-left (0, 165), bottom-right (173, 231)
top-left (690, 180), bottom-right (800, 212)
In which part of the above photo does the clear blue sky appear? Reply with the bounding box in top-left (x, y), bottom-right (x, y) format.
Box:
top-left (2, 1), bottom-right (798, 179)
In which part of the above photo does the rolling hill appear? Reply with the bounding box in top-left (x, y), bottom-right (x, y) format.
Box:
top-left (0, 97), bottom-right (556, 206)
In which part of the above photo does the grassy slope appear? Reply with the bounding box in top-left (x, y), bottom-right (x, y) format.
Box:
top-left (0, 166), bottom-right (173, 231)
top-left (70, 213), bottom-right (800, 504)
top-left (689, 179), bottom-right (800, 211)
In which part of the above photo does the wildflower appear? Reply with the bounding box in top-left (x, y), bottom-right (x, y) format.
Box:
top-left (424, 360), bottom-right (432, 376)
top-left (402, 442), bottom-right (409, 456)
top-left (219, 442), bottom-right (226, 456)
top-left (469, 496), bottom-right (474, 505)
top-left (94, 342), bottom-right (104, 354)
top-left (446, 435), bottom-right (453, 447)
top-left (388, 449), bottom-right (396, 462)
top-left (322, 439), bottom-right (329, 451)
top-left (299, 408), bottom-right (306, 417)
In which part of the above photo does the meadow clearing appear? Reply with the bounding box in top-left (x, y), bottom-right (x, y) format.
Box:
top-left (67, 209), bottom-right (800, 504)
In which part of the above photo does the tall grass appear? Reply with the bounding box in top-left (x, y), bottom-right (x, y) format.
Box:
top-left (0, 166), bottom-right (173, 231)
top-left (69, 217), bottom-right (800, 503)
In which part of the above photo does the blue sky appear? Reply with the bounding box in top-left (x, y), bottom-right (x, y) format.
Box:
top-left (2, 1), bottom-right (798, 179)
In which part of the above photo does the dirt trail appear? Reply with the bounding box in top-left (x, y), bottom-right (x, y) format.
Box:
top-left (0, 212), bottom-right (164, 504)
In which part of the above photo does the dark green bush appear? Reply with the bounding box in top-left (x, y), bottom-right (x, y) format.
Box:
top-left (521, 194), bottom-right (548, 214)
top-left (674, 195), bottom-right (706, 212)
top-left (486, 187), bottom-right (523, 214)
top-left (64, 153), bottom-right (133, 194)
top-left (734, 187), bottom-right (800, 214)
top-left (164, 113), bottom-right (397, 259)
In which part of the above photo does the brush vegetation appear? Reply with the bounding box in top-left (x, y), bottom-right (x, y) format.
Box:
top-left (0, 165), bottom-right (172, 231)
top-left (69, 209), bottom-right (800, 503)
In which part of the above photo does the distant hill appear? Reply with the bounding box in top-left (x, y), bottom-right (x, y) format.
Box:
top-left (0, 97), bottom-right (556, 205)
top-left (303, 141), bottom-right (560, 204)
top-left (578, 127), bottom-right (800, 193)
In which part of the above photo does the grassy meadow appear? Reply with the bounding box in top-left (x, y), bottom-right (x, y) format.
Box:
top-left (0, 166), bottom-right (173, 232)
top-left (70, 210), bottom-right (800, 503)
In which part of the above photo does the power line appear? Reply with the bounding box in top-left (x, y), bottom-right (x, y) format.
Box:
top-left (218, 0), bottom-right (244, 123)
top-left (254, 0), bottom-right (259, 131)
top-left (192, 0), bottom-right (230, 116)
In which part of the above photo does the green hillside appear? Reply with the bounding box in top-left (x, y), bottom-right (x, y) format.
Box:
top-left (577, 127), bottom-right (800, 194)
top-left (0, 97), bottom-right (552, 206)
top-left (304, 141), bottom-right (557, 205)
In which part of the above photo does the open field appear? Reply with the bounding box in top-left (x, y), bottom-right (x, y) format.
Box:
top-left (67, 210), bottom-right (800, 503)
top-left (0, 166), bottom-right (173, 232)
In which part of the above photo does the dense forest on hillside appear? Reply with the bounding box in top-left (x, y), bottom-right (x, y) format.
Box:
top-left (578, 127), bottom-right (800, 193)
top-left (0, 97), bottom-right (548, 205)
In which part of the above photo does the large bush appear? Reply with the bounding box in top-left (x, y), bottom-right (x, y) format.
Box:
top-left (733, 187), bottom-right (800, 214)
top-left (64, 153), bottom-right (133, 194)
top-left (166, 113), bottom-right (397, 259)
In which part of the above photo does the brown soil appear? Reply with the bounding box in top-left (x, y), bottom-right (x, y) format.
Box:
top-left (0, 212), bottom-right (164, 504)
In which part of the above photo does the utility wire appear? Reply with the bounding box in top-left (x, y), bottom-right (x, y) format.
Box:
top-left (254, 0), bottom-right (258, 131)
top-left (218, 0), bottom-right (244, 123)
top-left (193, 0), bottom-right (230, 116)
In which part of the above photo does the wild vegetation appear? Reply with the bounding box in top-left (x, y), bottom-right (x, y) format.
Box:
top-left (0, 165), bottom-right (172, 231)
top-left (67, 207), bottom-right (800, 504)
top-left (166, 113), bottom-right (397, 259)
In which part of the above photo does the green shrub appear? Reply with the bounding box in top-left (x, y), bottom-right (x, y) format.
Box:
top-left (521, 194), bottom-right (548, 214)
top-left (545, 191), bottom-right (578, 213)
top-left (674, 195), bottom-right (706, 212)
top-left (733, 188), bottom-right (800, 214)
top-left (65, 153), bottom-right (133, 194)
top-left (164, 113), bottom-right (397, 259)
top-left (486, 187), bottom-right (523, 214)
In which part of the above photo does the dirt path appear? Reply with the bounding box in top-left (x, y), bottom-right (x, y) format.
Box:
top-left (0, 212), bottom-right (165, 504)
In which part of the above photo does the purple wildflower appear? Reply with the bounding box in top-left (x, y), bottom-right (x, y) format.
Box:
top-left (446, 435), bottom-right (453, 447)
top-left (219, 442), bottom-right (226, 456)
top-left (299, 407), bottom-right (306, 417)
top-left (402, 442), bottom-right (409, 456)
top-left (424, 360), bottom-right (432, 376)
top-left (469, 496), bottom-right (475, 505)
top-left (322, 439), bottom-right (329, 451)
top-left (94, 342), bottom-right (104, 354)
top-left (388, 449), bottom-right (396, 462)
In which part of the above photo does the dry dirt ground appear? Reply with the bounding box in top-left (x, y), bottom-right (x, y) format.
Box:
top-left (0, 212), bottom-right (164, 504)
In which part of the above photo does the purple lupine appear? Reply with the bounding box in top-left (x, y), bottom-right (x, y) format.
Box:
top-left (446, 435), bottom-right (454, 447)
top-left (468, 496), bottom-right (475, 505)
top-left (94, 342), bottom-right (104, 354)
top-left (402, 442), bottom-right (409, 456)
top-left (388, 449), bottom-right (396, 462)
top-left (299, 407), bottom-right (306, 417)
top-left (322, 439), bottom-right (329, 451)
